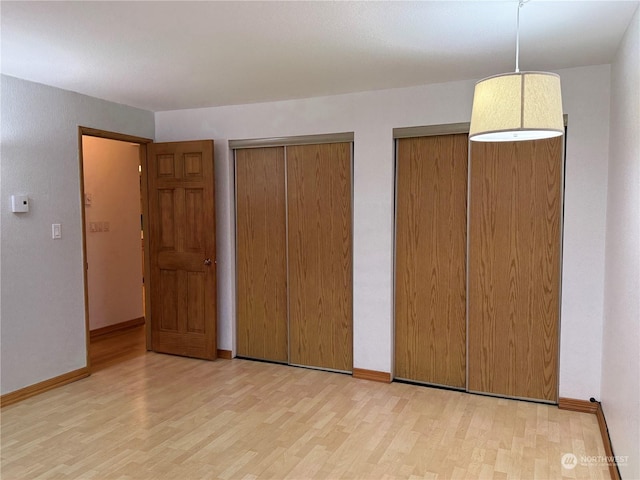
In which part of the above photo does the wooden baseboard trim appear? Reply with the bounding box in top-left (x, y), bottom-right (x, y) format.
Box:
top-left (558, 398), bottom-right (620, 480)
top-left (352, 368), bottom-right (391, 383)
top-left (217, 349), bottom-right (232, 360)
top-left (90, 317), bottom-right (145, 339)
top-left (1, 367), bottom-right (90, 408)
top-left (558, 397), bottom-right (598, 414)
top-left (596, 402), bottom-right (622, 480)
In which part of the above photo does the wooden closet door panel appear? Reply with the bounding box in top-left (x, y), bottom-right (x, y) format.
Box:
top-left (236, 147), bottom-right (288, 362)
top-left (287, 143), bottom-right (353, 372)
top-left (394, 134), bottom-right (468, 387)
top-left (468, 137), bottom-right (562, 402)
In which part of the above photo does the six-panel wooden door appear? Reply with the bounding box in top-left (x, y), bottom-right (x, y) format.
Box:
top-left (147, 140), bottom-right (217, 360)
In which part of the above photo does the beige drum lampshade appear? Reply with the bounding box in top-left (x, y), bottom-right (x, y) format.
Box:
top-left (469, 71), bottom-right (564, 142)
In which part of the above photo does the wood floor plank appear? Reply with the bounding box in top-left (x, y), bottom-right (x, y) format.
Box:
top-left (89, 324), bottom-right (147, 372)
top-left (2, 328), bottom-right (609, 480)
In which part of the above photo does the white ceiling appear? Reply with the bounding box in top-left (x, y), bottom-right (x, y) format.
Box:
top-left (2, 1), bottom-right (638, 112)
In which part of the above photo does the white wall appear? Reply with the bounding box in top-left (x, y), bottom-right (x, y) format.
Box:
top-left (602, 6), bottom-right (640, 479)
top-left (83, 136), bottom-right (143, 331)
top-left (155, 64), bottom-right (611, 399)
top-left (557, 66), bottom-right (611, 400)
top-left (0, 75), bottom-right (154, 395)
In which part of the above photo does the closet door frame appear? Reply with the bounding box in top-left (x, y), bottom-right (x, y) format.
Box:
top-left (392, 118), bottom-right (567, 403)
top-left (231, 132), bottom-right (354, 371)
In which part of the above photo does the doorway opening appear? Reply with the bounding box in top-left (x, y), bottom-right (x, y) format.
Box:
top-left (78, 127), bottom-right (152, 372)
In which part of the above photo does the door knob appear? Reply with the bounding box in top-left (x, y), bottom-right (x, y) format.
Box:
top-left (204, 258), bottom-right (212, 266)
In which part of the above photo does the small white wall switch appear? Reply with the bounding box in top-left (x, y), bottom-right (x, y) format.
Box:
top-left (52, 223), bottom-right (62, 239)
top-left (11, 195), bottom-right (29, 213)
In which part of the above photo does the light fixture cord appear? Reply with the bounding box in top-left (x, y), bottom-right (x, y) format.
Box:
top-left (515, 0), bottom-right (523, 72)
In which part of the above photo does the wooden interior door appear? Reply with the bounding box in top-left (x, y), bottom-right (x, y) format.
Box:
top-left (147, 140), bottom-right (217, 360)
top-left (235, 147), bottom-right (288, 362)
top-left (395, 134), bottom-right (468, 388)
top-left (287, 143), bottom-right (353, 372)
top-left (468, 137), bottom-right (562, 402)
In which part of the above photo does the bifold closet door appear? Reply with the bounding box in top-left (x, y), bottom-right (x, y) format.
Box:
top-left (395, 134), bottom-right (468, 388)
top-left (468, 137), bottom-right (562, 402)
top-left (287, 143), bottom-right (353, 372)
top-left (235, 147), bottom-right (288, 362)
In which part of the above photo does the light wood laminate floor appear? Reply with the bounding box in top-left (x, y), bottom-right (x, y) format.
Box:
top-left (89, 325), bottom-right (148, 372)
top-left (2, 328), bottom-right (609, 479)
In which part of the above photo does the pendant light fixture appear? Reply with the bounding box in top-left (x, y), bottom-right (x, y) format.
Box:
top-left (469, 0), bottom-right (564, 142)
